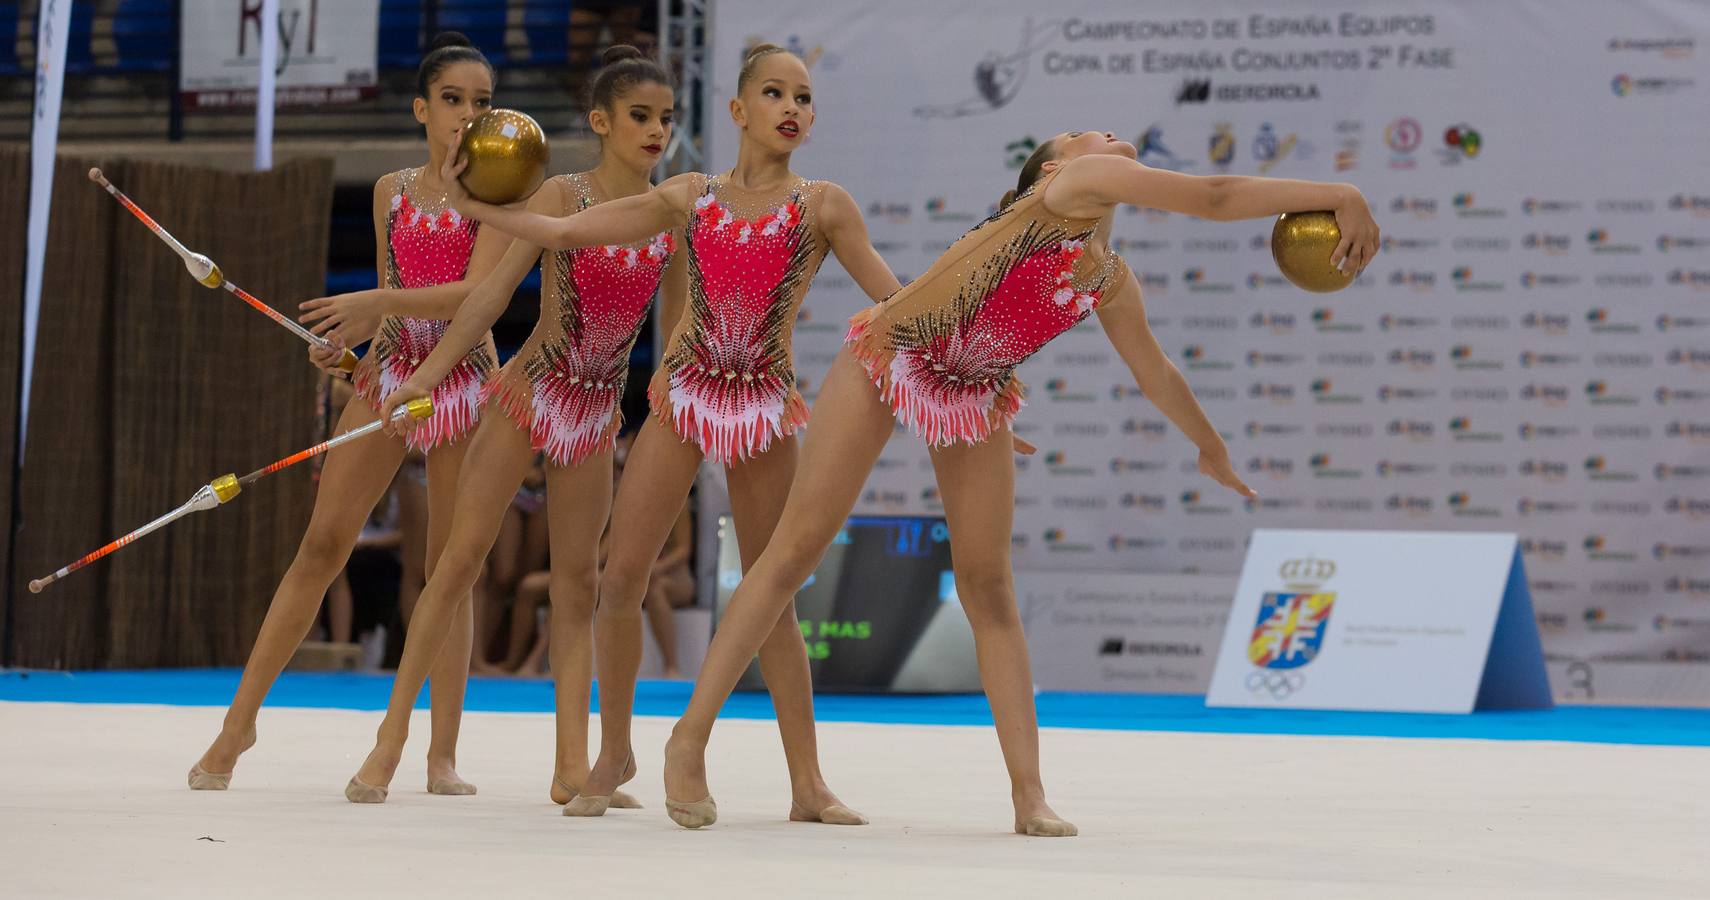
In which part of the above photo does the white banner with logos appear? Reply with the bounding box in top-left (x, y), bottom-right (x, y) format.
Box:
top-left (179, 0), bottom-right (379, 109)
top-left (21, 0), bottom-right (76, 462)
top-left (707, 0), bottom-right (1710, 702)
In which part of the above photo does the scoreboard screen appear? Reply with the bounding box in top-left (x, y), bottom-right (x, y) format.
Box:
top-left (712, 515), bottom-right (981, 693)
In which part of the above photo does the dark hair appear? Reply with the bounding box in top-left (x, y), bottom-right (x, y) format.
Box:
top-left (416, 31), bottom-right (493, 98)
top-left (736, 42), bottom-right (793, 94)
top-left (999, 138), bottom-right (1058, 210)
top-left (588, 44), bottom-right (673, 112)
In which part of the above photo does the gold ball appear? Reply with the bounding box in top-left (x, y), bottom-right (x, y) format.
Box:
top-left (1271, 211), bottom-right (1354, 293)
top-left (458, 109), bottom-right (549, 204)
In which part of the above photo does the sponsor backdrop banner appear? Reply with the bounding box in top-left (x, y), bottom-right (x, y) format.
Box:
top-left (707, 0), bottom-right (1710, 694)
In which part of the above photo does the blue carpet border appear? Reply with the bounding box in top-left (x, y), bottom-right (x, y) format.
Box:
top-left (2, 669), bottom-right (1706, 748)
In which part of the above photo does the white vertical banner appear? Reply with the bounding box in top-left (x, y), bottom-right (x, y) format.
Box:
top-left (255, 0), bottom-right (280, 170)
top-left (20, 0), bottom-right (77, 462)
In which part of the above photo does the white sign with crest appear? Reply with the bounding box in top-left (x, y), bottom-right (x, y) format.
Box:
top-left (1207, 529), bottom-right (1552, 713)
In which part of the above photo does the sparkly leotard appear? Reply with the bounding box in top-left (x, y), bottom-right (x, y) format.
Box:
top-left (647, 173), bottom-right (831, 464)
top-left (351, 168), bottom-right (498, 451)
top-left (483, 174), bottom-right (676, 466)
top-left (846, 168), bottom-right (1132, 446)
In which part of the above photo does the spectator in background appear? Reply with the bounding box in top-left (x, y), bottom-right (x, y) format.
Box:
top-left (615, 432), bottom-right (694, 679)
top-left (326, 481), bottom-right (406, 671)
top-left (472, 457), bottom-right (550, 674)
top-left (324, 488), bottom-right (403, 646)
top-left (503, 570), bottom-right (555, 675)
top-left (312, 375), bottom-right (404, 649)
top-left (642, 477), bottom-right (694, 679)
top-left (569, 0), bottom-right (655, 69)
top-left (391, 449), bottom-right (432, 629)
top-left (506, 430), bottom-right (695, 678)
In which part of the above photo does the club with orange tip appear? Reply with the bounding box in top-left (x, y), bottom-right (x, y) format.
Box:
top-left (87, 167), bottom-right (359, 374)
top-left (28, 398), bottom-right (433, 593)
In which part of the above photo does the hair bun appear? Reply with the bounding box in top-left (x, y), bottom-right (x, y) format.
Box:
top-left (745, 42), bottom-right (782, 61)
top-left (998, 189), bottom-right (1019, 210)
top-left (429, 31), bottom-right (473, 52)
top-left (601, 44), bottom-right (645, 66)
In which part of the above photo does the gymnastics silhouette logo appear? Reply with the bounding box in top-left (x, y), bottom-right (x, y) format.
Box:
top-left (913, 18), bottom-right (1059, 120)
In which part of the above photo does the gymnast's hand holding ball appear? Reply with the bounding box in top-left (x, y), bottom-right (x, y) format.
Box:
top-left (435, 108), bottom-right (550, 210)
top-left (1271, 194), bottom-right (1380, 292)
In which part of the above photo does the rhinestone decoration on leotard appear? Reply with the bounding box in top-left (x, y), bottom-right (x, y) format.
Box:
top-left (846, 170), bottom-right (1127, 447)
top-left (351, 168), bottom-right (497, 451)
top-left (484, 174), bottom-right (676, 466)
top-left (649, 175), bottom-right (828, 464)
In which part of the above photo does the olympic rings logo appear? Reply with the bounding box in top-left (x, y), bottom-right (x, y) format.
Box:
top-left (1245, 670), bottom-right (1305, 699)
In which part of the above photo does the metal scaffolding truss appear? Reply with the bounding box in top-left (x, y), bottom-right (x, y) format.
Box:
top-left (657, 0), bottom-right (709, 176)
